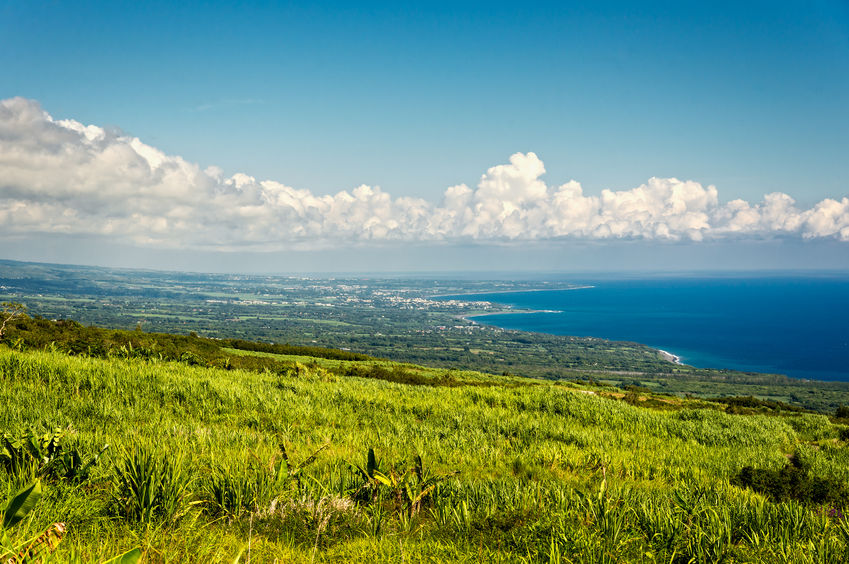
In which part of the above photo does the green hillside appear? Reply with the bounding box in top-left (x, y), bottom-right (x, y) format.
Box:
top-left (1, 322), bottom-right (849, 561)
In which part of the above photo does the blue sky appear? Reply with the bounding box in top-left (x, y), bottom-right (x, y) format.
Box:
top-left (1, 1), bottom-right (848, 271)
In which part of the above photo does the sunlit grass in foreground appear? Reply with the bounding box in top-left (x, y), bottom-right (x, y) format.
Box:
top-left (2, 348), bottom-right (849, 562)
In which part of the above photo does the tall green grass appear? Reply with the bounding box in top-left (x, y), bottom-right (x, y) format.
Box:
top-left (0, 347), bottom-right (848, 562)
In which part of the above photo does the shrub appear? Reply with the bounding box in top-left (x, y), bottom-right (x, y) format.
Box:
top-left (732, 453), bottom-right (849, 507)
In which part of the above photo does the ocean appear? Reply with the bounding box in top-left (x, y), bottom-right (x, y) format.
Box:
top-left (448, 276), bottom-right (849, 382)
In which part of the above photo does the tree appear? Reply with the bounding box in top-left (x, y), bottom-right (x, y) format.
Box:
top-left (0, 302), bottom-right (27, 340)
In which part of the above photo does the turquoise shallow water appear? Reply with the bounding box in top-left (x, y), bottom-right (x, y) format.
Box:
top-left (445, 276), bottom-right (849, 381)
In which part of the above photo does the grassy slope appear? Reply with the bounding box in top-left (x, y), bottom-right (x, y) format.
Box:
top-left (2, 347), bottom-right (849, 562)
top-left (9, 316), bottom-right (849, 413)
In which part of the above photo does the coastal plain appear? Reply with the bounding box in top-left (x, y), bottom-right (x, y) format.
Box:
top-left (2, 260), bottom-right (848, 412)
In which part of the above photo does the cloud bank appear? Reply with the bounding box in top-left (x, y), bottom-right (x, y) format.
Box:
top-left (1, 97), bottom-right (847, 251)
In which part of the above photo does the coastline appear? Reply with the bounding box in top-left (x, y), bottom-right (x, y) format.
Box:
top-left (657, 349), bottom-right (683, 365)
top-left (465, 312), bottom-right (685, 368)
top-left (437, 277), bottom-right (849, 382)
top-left (431, 285), bottom-right (594, 299)
top-left (461, 309), bottom-right (562, 321)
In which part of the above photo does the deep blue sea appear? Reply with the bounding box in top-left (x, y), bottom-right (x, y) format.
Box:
top-left (447, 276), bottom-right (849, 381)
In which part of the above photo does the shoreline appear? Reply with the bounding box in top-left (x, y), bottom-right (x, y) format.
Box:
top-left (431, 285), bottom-right (594, 299)
top-left (461, 309), bottom-right (562, 321)
top-left (464, 312), bottom-right (686, 368)
top-left (657, 349), bottom-right (683, 365)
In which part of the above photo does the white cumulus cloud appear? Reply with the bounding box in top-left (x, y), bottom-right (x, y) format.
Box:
top-left (1, 97), bottom-right (847, 250)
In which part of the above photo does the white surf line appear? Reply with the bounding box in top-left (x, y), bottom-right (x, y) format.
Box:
top-left (657, 349), bottom-right (683, 365)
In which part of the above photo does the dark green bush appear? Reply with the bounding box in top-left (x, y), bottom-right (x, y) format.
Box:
top-left (732, 453), bottom-right (849, 507)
